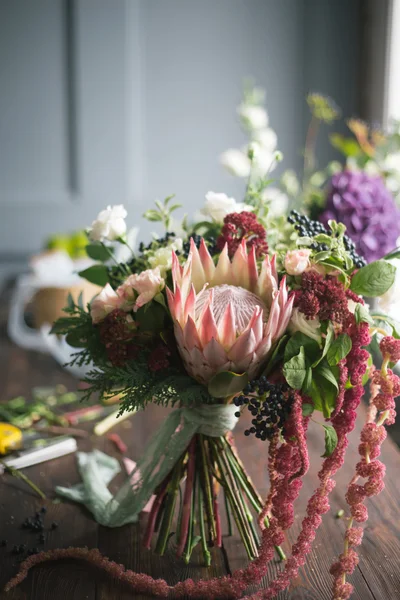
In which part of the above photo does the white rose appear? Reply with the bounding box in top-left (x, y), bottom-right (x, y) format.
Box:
top-left (261, 187), bottom-right (289, 217)
top-left (284, 249), bottom-right (311, 276)
top-left (220, 149), bottom-right (251, 178)
top-left (238, 104), bottom-right (268, 130)
top-left (289, 308), bottom-right (322, 343)
top-left (117, 267), bottom-right (165, 311)
top-left (253, 128), bottom-right (277, 152)
top-left (202, 191), bottom-right (253, 223)
top-left (89, 205), bottom-right (127, 242)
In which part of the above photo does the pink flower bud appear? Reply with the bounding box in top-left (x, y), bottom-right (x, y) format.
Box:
top-left (90, 283), bottom-right (121, 323)
top-left (284, 249), bottom-right (311, 276)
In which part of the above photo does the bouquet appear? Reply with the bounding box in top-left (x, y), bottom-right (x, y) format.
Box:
top-left (44, 180), bottom-right (400, 600)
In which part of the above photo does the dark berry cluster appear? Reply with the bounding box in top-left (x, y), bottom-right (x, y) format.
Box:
top-left (287, 210), bottom-right (366, 268)
top-left (0, 508), bottom-right (59, 559)
top-left (138, 231), bottom-right (176, 254)
top-left (234, 376), bottom-right (293, 441)
top-left (182, 233), bottom-right (218, 257)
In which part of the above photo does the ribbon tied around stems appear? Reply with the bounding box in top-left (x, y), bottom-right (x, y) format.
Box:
top-left (56, 404), bottom-right (239, 527)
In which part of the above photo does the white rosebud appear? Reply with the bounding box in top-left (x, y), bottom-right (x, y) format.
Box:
top-left (261, 187), bottom-right (289, 217)
top-left (89, 205), bottom-right (127, 242)
top-left (274, 150), bottom-right (284, 163)
top-left (289, 308), bottom-right (322, 343)
top-left (202, 191), bottom-right (253, 223)
top-left (238, 104), bottom-right (268, 131)
top-left (220, 149), bottom-right (251, 178)
top-left (148, 238), bottom-right (184, 275)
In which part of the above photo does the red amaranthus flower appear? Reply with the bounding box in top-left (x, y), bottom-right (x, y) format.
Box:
top-left (216, 211), bottom-right (269, 258)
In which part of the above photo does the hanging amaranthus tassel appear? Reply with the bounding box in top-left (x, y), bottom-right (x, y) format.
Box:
top-left (330, 336), bottom-right (400, 600)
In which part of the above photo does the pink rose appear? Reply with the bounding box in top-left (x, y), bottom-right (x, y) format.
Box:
top-left (117, 267), bottom-right (165, 312)
top-left (90, 283), bottom-right (121, 323)
top-left (284, 249), bottom-right (311, 276)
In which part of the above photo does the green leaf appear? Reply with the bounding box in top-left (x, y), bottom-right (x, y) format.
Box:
top-left (354, 303), bottom-right (374, 326)
top-left (302, 367), bottom-right (313, 394)
top-left (67, 292), bottom-right (75, 310)
top-left (78, 264), bottom-right (109, 286)
top-left (350, 260), bottom-right (396, 297)
top-left (153, 292), bottom-right (167, 310)
top-left (316, 361), bottom-right (339, 391)
top-left (314, 250), bottom-right (332, 263)
top-left (136, 303), bottom-right (165, 333)
top-left (143, 210), bottom-right (163, 222)
top-left (302, 403), bottom-right (314, 416)
top-left (330, 133), bottom-right (362, 157)
top-left (77, 291), bottom-right (84, 309)
top-left (383, 247), bottom-right (400, 260)
top-left (327, 333), bottom-right (352, 365)
top-left (371, 312), bottom-right (400, 338)
top-left (263, 335), bottom-right (288, 376)
top-left (283, 347), bottom-right (307, 390)
top-left (85, 242), bottom-right (111, 262)
top-left (208, 371), bottom-right (249, 399)
top-left (284, 332), bottom-right (320, 365)
top-left (322, 425), bottom-right (338, 457)
top-left (313, 323), bottom-right (334, 367)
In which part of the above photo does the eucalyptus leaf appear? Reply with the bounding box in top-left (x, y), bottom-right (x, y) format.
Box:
top-left (350, 260), bottom-right (396, 297)
top-left (78, 264), bottom-right (109, 287)
top-left (283, 347), bottom-right (306, 390)
top-left (327, 333), bottom-right (352, 365)
top-left (208, 371), bottom-right (249, 399)
top-left (85, 242), bottom-right (111, 262)
top-left (322, 425), bottom-right (338, 457)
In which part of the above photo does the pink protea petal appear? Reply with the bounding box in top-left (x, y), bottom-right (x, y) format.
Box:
top-left (256, 255), bottom-right (278, 305)
top-left (255, 332), bottom-right (272, 357)
top-left (247, 245), bottom-right (259, 291)
top-left (271, 253), bottom-right (278, 282)
top-left (228, 327), bottom-right (257, 363)
top-left (190, 238), bottom-right (207, 291)
top-left (202, 337), bottom-right (229, 368)
top-left (199, 239), bottom-right (215, 282)
top-left (232, 239), bottom-right (250, 289)
top-left (198, 302), bottom-right (219, 347)
top-left (184, 284), bottom-right (196, 322)
top-left (217, 303), bottom-right (237, 349)
top-left (248, 306), bottom-right (264, 345)
top-left (266, 294), bottom-right (281, 337)
top-left (213, 244), bottom-right (233, 286)
top-left (183, 315), bottom-right (202, 351)
top-left (275, 293), bottom-right (294, 340)
top-left (166, 287), bottom-right (177, 319)
top-left (171, 251), bottom-right (183, 290)
top-left (278, 275), bottom-right (288, 309)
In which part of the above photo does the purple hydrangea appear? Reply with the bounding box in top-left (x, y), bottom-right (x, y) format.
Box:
top-left (321, 170), bottom-right (400, 263)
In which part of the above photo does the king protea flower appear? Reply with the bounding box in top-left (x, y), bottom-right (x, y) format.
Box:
top-left (167, 238), bottom-right (294, 385)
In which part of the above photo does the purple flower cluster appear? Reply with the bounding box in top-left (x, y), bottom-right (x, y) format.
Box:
top-left (321, 170), bottom-right (400, 262)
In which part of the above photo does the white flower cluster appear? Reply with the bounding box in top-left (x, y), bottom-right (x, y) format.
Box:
top-left (220, 87), bottom-right (284, 181)
top-left (201, 191), bottom-right (252, 223)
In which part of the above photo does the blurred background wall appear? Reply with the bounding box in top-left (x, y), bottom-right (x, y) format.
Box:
top-left (0, 0), bottom-right (367, 261)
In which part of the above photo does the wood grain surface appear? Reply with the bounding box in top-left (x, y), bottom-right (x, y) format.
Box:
top-left (0, 283), bottom-right (399, 600)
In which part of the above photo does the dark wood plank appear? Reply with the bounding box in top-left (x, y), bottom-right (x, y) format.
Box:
top-left (0, 281), bottom-right (399, 599)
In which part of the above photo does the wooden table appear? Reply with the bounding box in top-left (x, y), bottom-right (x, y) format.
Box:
top-left (0, 285), bottom-right (399, 600)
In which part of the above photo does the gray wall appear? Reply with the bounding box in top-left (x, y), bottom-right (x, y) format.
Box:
top-left (0, 0), bottom-right (361, 256)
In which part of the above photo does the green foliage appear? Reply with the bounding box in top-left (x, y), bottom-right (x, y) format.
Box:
top-left (307, 93), bottom-right (340, 124)
top-left (85, 242), bottom-right (111, 262)
top-left (78, 264), bottom-right (110, 286)
top-left (326, 333), bottom-right (352, 366)
top-left (282, 347), bottom-right (306, 389)
top-left (143, 195), bottom-right (181, 231)
top-left (50, 301), bottom-right (106, 366)
top-left (354, 303), bottom-right (374, 326)
top-left (350, 260), bottom-right (396, 297)
top-left (81, 360), bottom-right (213, 415)
top-left (322, 425), bottom-right (338, 457)
top-left (208, 371), bottom-right (248, 399)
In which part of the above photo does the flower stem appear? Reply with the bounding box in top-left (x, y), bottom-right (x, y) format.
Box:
top-left (176, 438), bottom-right (196, 557)
top-left (198, 434), bottom-right (217, 541)
top-left (0, 461), bottom-right (46, 499)
top-left (155, 459), bottom-right (182, 555)
top-left (143, 477), bottom-right (170, 549)
top-left (198, 473), bottom-right (211, 567)
top-left (183, 463), bottom-right (198, 564)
